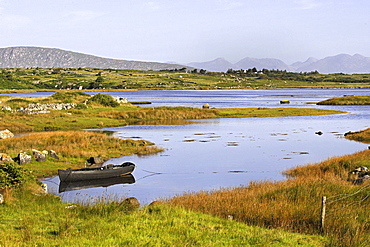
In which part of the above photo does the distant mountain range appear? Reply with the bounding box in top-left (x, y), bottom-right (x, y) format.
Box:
top-left (188, 54), bottom-right (370, 74)
top-left (1, 46), bottom-right (370, 74)
top-left (0, 47), bottom-right (190, 71)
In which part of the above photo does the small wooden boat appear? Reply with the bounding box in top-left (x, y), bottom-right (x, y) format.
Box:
top-left (58, 174), bottom-right (135, 193)
top-left (58, 162), bottom-right (135, 182)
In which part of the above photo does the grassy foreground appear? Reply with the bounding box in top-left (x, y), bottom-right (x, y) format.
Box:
top-left (0, 188), bottom-right (326, 246)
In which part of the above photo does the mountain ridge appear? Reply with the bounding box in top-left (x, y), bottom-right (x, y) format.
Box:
top-left (1, 46), bottom-right (370, 74)
top-left (0, 46), bottom-right (190, 71)
top-left (188, 54), bottom-right (370, 74)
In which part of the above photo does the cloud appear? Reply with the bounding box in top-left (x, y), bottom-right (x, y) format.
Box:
top-left (144, 1), bottom-right (161, 11)
top-left (65, 10), bottom-right (106, 22)
top-left (217, 0), bottom-right (244, 10)
top-left (294, 0), bottom-right (322, 10)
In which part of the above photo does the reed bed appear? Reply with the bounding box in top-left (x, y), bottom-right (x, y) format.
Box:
top-left (99, 107), bottom-right (343, 122)
top-left (0, 131), bottom-right (163, 176)
top-left (164, 150), bottom-right (370, 246)
top-left (99, 107), bottom-right (218, 121)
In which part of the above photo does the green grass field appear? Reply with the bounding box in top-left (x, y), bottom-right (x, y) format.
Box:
top-left (1, 67), bottom-right (370, 91)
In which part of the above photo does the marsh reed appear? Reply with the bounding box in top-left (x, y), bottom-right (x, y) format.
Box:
top-left (165, 150), bottom-right (370, 246)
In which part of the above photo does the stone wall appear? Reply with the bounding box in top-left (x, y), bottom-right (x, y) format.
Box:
top-left (18, 103), bottom-right (77, 114)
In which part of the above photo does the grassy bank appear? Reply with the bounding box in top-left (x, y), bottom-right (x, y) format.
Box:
top-left (0, 93), bottom-right (344, 132)
top-left (317, 95), bottom-right (370, 105)
top-left (164, 149), bottom-right (370, 246)
top-left (344, 128), bottom-right (370, 144)
top-left (0, 131), bottom-right (163, 177)
top-left (0, 106), bottom-right (344, 133)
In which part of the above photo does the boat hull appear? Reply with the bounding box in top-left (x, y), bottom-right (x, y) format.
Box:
top-left (58, 162), bottom-right (135, 182)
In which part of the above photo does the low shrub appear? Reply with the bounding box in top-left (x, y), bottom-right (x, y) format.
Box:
top-left (0, 162), bottom-right (34, 189)
top-left (51, 92), bottom-right (90, 103)
top-left (88, 93), bottom-right (119, 107)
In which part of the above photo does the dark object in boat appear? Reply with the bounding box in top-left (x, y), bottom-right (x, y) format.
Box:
top-left (58, 162), bottom-right (135, 182)
top-left (58, 174), bottom-right (135, 193)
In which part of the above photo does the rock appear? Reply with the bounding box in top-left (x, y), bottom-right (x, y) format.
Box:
top-left (0, 129), bottom-right (14, 139)
top-left (33, 149), bottom-right (48, 162)
top-left (348, 166), bottom-right (369, 184)
top-left (1, 106), bottom-right (11, 111)
top-left (41, 183), bottom-right (48, 194)
top-left (280, 100), bottom-right (290, 104)
top-left (354, 175), bottom-right (370, 184)
top-left (344, 131), bottom-right (352, 136)
top-left (123, 197), bottom-right (140, 209)
top-left (50, 150), bottom-right (60, 160)
top-left (18, 152), bottom-right (32, 165)
top-left (315, 131), bottom-right (323, 135)
top-left (112, 96), bottom-right (128, 104)
top-left (148, 201), bottom-right (162, 207)
top-left (0, 153), bottom-right (13, 163)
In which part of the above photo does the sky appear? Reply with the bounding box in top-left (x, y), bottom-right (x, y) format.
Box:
top-left (0, 0), bottom-right (369, 65)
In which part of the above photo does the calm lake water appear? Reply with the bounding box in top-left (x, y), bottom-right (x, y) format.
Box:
top-left (10, 89), bottom-right (369, 205)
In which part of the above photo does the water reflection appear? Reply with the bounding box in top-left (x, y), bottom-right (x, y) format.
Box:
top-left (58, 175), bottom-right (135, 193)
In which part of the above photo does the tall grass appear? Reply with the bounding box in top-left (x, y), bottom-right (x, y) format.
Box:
top-left (0, 131), bottom-right (163, 177)
top-left (164, 150), bottom-right (370, 246)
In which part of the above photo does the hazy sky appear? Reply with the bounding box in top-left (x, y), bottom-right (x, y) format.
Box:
top-left (0, 0), bottom-right (369, 64)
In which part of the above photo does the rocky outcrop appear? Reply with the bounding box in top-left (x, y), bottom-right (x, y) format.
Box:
top-left (348, 167), bottom-right (369, 184)
top-left (50, 150), bottom-right (59, 160)
top-left (18, 152), bottom-right (32, 165)
top-left (112, 97), bottom-right (128, 104)
top-left (0, 129), bottom-right (14, 139)
top-left (33, 149), bottom-right (48, 162)
top-left (123, 197), bottom-right (140, 209)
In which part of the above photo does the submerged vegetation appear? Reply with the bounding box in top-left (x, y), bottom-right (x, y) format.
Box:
top-left (0, 67), bottom-right (370, 91)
